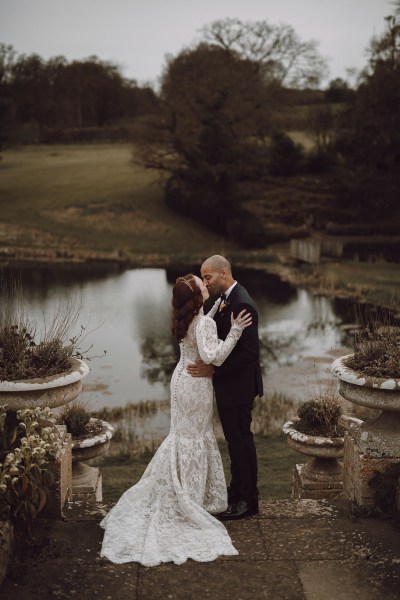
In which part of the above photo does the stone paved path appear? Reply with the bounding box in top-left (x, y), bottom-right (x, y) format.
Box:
top-left (2, 498), bottom-right (400, 600)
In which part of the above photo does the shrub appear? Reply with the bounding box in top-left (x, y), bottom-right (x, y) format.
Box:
top-left (333, 167), bottom-right (399, 217)
top-left (303, 148), bottom-right (337, 174)
top-left (165, 176), bottom-right (269, 248)
top-left (268, 130), bottom-right (304, 176)
top-left (227, 210), bottom-right (268, 249)
top-left (164, 177), bottom-right (233, 235)
top-left (0, 405), bottom-right (61, 535)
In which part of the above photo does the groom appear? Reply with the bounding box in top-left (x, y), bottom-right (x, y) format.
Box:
top-left (188, 255), bottom-right (263, 519)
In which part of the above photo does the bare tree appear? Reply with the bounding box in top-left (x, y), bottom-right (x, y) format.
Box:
top-left (200, 18), bottom-right (328, 88)
top-left (366, 8), bottom-right (400, 73)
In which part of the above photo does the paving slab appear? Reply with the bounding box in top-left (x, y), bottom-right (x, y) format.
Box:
top-left (1, 519), bottom-right (139, 600)
top-left (259, 517), bottom-right (397, 561)
top-left (63, 499), bottom-right (113, 521)
top-left (139, 559), bottom-right (305, 600)
top-left (222, 518), bottom-right (267, 560)
top-left (298, 559), bottom-right (400, 600)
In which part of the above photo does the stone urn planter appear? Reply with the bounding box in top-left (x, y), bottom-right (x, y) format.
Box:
top-left (331, 354), bottom-right (400, 456)
top-left (283, 415), bottom-right (362, 499)
top-left (331, 354), bottom-right (400, 508)
top-left (71, 418), bottom-right (114, 501)
top-left (0, 358), bottom-right (90, 412)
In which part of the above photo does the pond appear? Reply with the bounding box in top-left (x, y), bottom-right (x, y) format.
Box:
top-left (1, 263), bottom-right (355, 441)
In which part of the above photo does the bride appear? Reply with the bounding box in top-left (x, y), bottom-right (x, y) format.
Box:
top-left (100, 273), bottom-right (252, 566)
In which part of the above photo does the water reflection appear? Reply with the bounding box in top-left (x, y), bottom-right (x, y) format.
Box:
top-left (260, 290), bottom-right (343, 367)
top-left (0, 264), bottom-right (350, 412)
top-left (131, 284), bottom-right (178, 387)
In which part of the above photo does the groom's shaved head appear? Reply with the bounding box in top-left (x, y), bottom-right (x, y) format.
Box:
top-left (204, 255), bottom-right (232, 274)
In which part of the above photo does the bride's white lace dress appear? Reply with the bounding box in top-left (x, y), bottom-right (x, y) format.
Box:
top-left (100, 304), bottom-right (242, 566)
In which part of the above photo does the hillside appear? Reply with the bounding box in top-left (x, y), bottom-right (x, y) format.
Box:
top-left (0, 144), bottom-right (238, 264)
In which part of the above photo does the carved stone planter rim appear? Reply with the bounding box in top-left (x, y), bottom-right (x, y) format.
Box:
top-left (331, 353), bottom-right (400, 391)
top-left (282, 415), bottom-right (363, 447)
top-left (71, 418), bottom-right (114, 450)
top-left (0, 358), bottom-right (90, 392)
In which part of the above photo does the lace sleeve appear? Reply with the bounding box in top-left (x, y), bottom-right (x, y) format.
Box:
top-left (196, 316), bottom-right (242, 367)
top-left (206, 298), bottom-right (222, 319)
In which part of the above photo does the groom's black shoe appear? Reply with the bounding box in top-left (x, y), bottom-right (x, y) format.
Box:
top-left (217, 499), bottom-right (259, 520)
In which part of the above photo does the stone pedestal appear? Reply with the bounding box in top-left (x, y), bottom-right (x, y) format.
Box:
top-left (70, 419), bottom-right (114, 503)
top-left (72, 462), bottom-right (103, 502)
top-left (343, 431), bottom-right (400, 509)
top-left (44, 425), bottom-right (73, 519)
top-left (292, 464), bottom-right (343, 500)
top-left (332, 355), bottom-right (400, 512)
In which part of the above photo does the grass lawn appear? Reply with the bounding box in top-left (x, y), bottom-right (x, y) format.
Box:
top-left (0, 144), bottom-right (237, 257)
top-left (96, 434), bottom-right (300, 504)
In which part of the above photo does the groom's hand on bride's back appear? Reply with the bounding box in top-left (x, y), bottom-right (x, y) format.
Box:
top-left (187, 360), bottom-right (215, 378)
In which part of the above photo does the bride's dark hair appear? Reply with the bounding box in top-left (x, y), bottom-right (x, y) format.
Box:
top-left (172, 274), bottom-right (203, 342)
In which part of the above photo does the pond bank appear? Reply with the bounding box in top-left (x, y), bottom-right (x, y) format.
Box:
top-left (2, 232), bottom-right (400, 313)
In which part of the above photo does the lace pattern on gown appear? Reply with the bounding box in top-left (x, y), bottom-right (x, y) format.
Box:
top-left (100, 305), bottom-right (241, 566)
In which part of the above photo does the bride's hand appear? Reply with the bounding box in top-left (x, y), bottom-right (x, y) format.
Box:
top-left (231, 309), bottom-right (252, 329)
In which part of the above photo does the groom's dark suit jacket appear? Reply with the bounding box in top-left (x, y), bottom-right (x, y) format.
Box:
top-left (212, 283), bottom-right (263, 408)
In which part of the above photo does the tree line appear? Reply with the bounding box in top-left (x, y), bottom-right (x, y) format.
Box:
top-left (0, 47), bottom-right (159, 143)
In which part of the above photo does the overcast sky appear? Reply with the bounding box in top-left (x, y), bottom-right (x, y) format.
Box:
top-left (0, 0), bottom-right (395, 86)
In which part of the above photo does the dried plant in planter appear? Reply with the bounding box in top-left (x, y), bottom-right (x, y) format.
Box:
top-left (344, 303), bottom-right (400, 379)
top-left (58, 400), bottom-right (103, 440)
top-left (59, 400), bottom-right (92, 437)
top-left (295, 396), bottom-right (343, 438)
top-left (0, 278), bottom-right (104, 381)
top-left (290, 369), bottom-right (345, 438)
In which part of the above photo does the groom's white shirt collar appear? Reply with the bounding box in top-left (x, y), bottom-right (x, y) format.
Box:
top-left (224, 281), bottom-right (237, 300)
